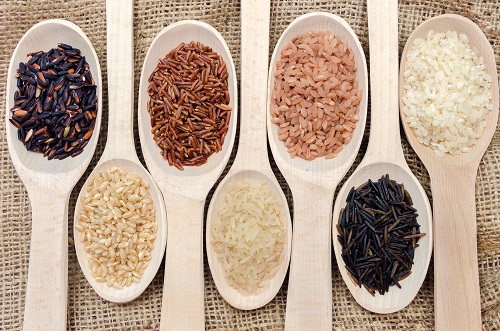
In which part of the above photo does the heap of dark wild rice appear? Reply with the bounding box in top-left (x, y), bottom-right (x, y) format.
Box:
top-left (9, 43), bottom-right (98, 160)
top-left (337, 174), bottom-right (425, 296)
top-left (270, 31), bottom-right (362, 160)
top-left (147, 41), bottom-right (231, 171)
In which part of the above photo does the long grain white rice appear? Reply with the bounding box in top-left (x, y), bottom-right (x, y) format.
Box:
top-left (402, 30), bottom-right (493, 157)
top-left (211, 179), bottom-right (286, 295)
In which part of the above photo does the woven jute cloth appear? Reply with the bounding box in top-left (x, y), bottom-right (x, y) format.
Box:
top-left (1, 0), bottom-right (499, 330)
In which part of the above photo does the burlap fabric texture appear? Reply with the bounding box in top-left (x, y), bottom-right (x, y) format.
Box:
top-left (0, 0), bottom-right (499, 330)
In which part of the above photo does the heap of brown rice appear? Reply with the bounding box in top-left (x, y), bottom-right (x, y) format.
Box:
top-left (270, 31), bottom-right (362, 160)
top-left (76, 167), bottom-right (157, 289)
top-left (211, 179), bottom-right (286, 295)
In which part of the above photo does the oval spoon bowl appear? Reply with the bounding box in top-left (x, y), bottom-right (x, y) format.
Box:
top-left (6, 19), bottom-right (102, 176)
top-left (139, 20), bottom-right (237, 181)
top-left (399, 14), bottom-right (499, 164)
top-left (267, 12), bottom-right (368, 175)
top-left (73, 159), bottom-right (167, 303)
top-left (206, 170), bottom-right (292, 310)
top-left (332, 162), bottom-right (432, 313)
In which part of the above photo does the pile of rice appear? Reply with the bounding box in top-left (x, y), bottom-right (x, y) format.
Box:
top-left (402, 30), bottom-right (493, 157)
top-left (270, 31), bottom-right (362, 160)
top-left (211, 179), bottom-right (287, 295)
top-left (76, 167), bottom-right (157, 289)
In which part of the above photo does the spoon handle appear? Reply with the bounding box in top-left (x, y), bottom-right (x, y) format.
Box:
top-left (104, 0), bottom-right (136, 160)
top-left (235, 0), bottom-right (270, 169)
top-left (161, 195), bottom-right (205, 331)
top-left (366, 0), bottom-right (404, 164)
top-left (23, 187), bottom-right (69, 331)
top-left (430, 168), bottom-right (482, 330)
top-left (285, 183), bottom-right (332, 331)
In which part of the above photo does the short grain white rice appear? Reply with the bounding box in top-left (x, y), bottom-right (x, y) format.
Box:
top-left (211, 179), bottom-right (286, 295)
top-left (402, 30), bottom-right (493, 157)
top-left (77, 166), bottom-right (157, 289)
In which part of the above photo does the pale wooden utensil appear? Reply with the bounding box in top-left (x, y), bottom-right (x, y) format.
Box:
top-left (73, 0), bottom-right (167, 303)
top-left (138, 20), bottom-right (238, 329)
top-left (266, 12), bottom-right (368, 329)
top-left (205, 0), bottom-right (292, 311)
top-left (331, 0), bottom-right (433, 313)
top-left (399, 14), bottom-right (499, 330)
top-left (5, 20), bottom-right (102, 330)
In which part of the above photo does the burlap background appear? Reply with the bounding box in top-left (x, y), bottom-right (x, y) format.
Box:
top-left (0, 0), bottom-right (498, 330)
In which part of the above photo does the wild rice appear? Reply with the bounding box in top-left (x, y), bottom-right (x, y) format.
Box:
top-left (147, 41), bottom-right (232, 171)
top-left (211, 179), bottom-right (286, 295)
top-left (9, 43), bottom-right (98, 160)
top-left (270, 31), bottom-right (362, 160)
top-left (76, 166), bottom-right (157, 289)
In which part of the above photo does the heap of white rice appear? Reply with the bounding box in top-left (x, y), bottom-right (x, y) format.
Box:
top-left (402, 30), bottom-right (493, 157)
top-left (211, 178), bottom-right (286, 295)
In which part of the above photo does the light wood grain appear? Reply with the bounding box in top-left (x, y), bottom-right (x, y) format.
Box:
top-left (331, 0), bottom-right (433, 314)
top-left (137, 20), bottom-right (238, 329)
top-left (399, 14), bottom-right (499, 330)
top-left (73, 0), bottom-right (167, 304)
top-left (5, 20), bottom-right (103, 330)
top-left (205, 0), bottom-right (292, 311)
top-left (266, 12), bottom-right (368, 330)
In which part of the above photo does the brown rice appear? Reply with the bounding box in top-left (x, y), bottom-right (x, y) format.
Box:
top-left (270, 31), bottom-right (362, 160)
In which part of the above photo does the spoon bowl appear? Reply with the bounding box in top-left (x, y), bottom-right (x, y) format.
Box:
top-left (399, 14), bottom-right (498, 330)
top-left (6, 19), bottom-right (102, 175)
top-left (332, 162), bottom-right (432, 313)
top-left (205, 0), bottom-right (292, 311)
top-left (73, 159), bottom-right (166, 303)
top-left (5, 19), bottom-right (102, 330)
top-left (73, 0), bottom-right (167, 304)
top-left (266, 12), bottom-right (368, 329)
top-left (332, 0), bottom-right (432, 314)
top-left (206, 169), bottom-right (292, 310)
top-left (139, 20), bottom-right (238, 180)
top-left (399, 14), bottom-right (499, 165)
top-left (138, 20), bottom-right (237, 329)
top-left (267, 12), bottom-right (368, 174)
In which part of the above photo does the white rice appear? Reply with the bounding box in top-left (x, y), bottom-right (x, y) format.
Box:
top-left (211, 179), bottom-right (286, 295)
top-left (402, 30), bottom-right (493, 157)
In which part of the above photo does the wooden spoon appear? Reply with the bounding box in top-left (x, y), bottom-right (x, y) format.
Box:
top-left (73, 0), bottom-right (167, 303)
top-left (138, 21), bottom-right (238, 329)
top-left (205, 0), bottom-right (292, 311)
top-left (399, 14), bottom-right (499, 330)
top-left (332, 0), bottom-right (433, 313)
top-left (266, 12), bottom-right (368, 329)
top-left (5, 20), bottom-right (102, 330)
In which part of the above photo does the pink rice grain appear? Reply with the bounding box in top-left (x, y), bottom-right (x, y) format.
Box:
top-left (271, 31), bottom-right (362, 161)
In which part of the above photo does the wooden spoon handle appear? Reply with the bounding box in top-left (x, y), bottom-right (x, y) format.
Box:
top-left (366, 0), bottom-right (404, 163)
top-left (285, 184), bottom-right (333, 331)
top-left (161, 195), bottom-right (205, 331)
top-left (236, 0), bottom-right (270, 168)
top-left (104, 0), bottom-right (136, 160)
top-left (23, 188), bottom-right (69, 331)
top-left (430, 169), bottom-right (482, 330)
